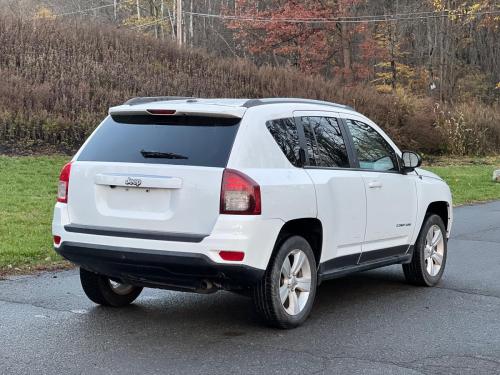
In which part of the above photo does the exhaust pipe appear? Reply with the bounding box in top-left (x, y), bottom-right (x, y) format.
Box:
top-left (201, 279), bottom-right (213, 290)
top-left (196, 279), bottom-right (221, 294)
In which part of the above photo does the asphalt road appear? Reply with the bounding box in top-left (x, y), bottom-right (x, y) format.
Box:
top-left (1, 202), bottom-right (499, 375)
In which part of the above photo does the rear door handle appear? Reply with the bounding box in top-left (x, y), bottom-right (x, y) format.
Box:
top-left (368, 180), bottom-right (383, 189)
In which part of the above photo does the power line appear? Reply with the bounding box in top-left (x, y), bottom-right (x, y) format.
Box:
top-left (51, 2), bottom-right (174, 35)
top-left (130, 8), bottom-right (500, 32)
top-left (130, 16), bottom-right (171, 29)
top-left (289, 10), bottom-right (451, 20)
top-left (53, 3), bottom-right (115, 17)
top-left (50, 3), bottom-right (500, 31)
top-left (51, 3), bottom-right (500, 24)
top-left (182, 10), bottom-right (500, 24)
top-left (186, 9), bottom-right (447, 22)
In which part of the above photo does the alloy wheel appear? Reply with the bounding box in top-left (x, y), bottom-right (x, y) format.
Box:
top-left (423, 224), bottom-right (444, 277)
top-left (109, 280), bottom-right (135, 295)
top-left (279, 249), bottom-right (312, 315)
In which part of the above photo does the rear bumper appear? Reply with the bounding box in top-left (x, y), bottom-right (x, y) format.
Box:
top-left (52, 202), bottom-right (284, 271)
top-left (56, 242), bottom-right (264, 291)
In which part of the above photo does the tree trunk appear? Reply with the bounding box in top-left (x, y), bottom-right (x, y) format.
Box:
top-left (189, 0), bottom-right (193, 47)
top-left (439, 10), bottom-right (445, 102)
top-left (340, 23), bottom-right (352, 82)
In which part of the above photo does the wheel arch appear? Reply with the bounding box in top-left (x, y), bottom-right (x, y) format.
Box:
top-left (272, 218), bottom-right (323, 268)
top-left (425, 201), bottom-right (450, 233)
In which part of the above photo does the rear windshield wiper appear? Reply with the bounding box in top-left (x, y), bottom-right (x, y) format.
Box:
top-left (140, 150), bottom-right (188, 159)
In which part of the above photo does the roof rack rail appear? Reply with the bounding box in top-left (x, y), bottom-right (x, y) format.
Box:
top-left (124, 96), bottom-right (195, 106)
top-left (243, 98), bottom-right (354, 111)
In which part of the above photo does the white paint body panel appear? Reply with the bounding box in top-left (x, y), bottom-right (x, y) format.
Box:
top-left (358, 170), bottom-right (418, 252)
top-left (53, 98), bottom-right (453, 272)
top-left (303, 168), bottom-right (366, 262)
top-left (68, 162), bottom-right (224, 235)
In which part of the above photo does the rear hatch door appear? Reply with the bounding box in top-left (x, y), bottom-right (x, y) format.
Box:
top-left (68, 111), bottom-right (242, 236)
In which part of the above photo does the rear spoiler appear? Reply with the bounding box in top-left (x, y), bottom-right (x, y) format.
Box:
top-left (123, 96), bottom-right (195, 106)
top-left (109, 102), bottom-right (246, 119)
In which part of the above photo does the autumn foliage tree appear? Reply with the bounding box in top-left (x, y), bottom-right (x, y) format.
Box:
top-left (225, 0), bottom-right (499, 98)
top-left (225, 0), bottom-right (384, 82)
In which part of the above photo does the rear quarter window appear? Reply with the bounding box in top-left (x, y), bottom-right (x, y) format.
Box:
top-left (265, 118), bottom-right (301, 167)
top-left (77, 115), bottom-right (240, 168)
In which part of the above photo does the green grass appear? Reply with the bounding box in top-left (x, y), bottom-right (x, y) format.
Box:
top-left (0, 155), bottom-right (69, 272)
top-left (425, 165), bottom-right (500, 206)
top-left (0, 155), bottom-right (498, 273)
top-left (424, 156), bottom-right (500, 206)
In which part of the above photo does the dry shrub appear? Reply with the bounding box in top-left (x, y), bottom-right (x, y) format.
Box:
top-left (0, 14), bottom-right (497, 155)
top-left (436, 102), bottom-right (500, 156)
top-left (337, 87), bottom-right (443, 153)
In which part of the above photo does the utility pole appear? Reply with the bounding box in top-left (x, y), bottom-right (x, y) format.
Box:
top-left (113, 0), bottom-right (117, 21)
top-left (176, 0), bottom-right (182, 46)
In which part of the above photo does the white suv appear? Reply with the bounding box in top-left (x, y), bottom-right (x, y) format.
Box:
top-left (52, 97), bottom-right (452, 328)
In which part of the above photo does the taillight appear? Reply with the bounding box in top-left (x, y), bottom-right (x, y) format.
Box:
top-left (220, 169), bottom-right (261, 215)
top-left (53, 236), bottom-right (61, 245)
top-left (57, 162), bottom-right (72, 203)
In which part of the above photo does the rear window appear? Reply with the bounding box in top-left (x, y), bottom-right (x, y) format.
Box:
top-left (77, 115), bottom-right (240, 167)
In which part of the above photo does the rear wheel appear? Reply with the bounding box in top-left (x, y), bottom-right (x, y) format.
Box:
top-left (80, 268), bottom-right (143, 307)
top-left (403, 214), bottom-right (447, 286)
top-left (253, 236), bottom-right (317, 329)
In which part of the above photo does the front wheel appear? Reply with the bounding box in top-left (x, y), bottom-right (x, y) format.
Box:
top-left (80, 268), bottom-right (143, 307)
top-left (403, 214), bottom-right (447, 286)
top-left (253, 236), bottom-right (317, 329)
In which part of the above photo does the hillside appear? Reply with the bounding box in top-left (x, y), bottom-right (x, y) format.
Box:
top-left (0, 14), bottom-right (499, 155)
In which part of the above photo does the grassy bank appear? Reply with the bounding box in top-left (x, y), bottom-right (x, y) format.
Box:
top-left (1, 15), bottom-right (499, 156)
top-left (0, 155), bottom-right (498, 274)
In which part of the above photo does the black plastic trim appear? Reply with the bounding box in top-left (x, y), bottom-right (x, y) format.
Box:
top-left (55, 242), bottom-right (265, 290)
top-left (319, 253), bottom-right (412, 282)
top-left (318, 245), bottom-right (414, 282)
top-left (64, 224), bottom-right (207, 243)
top-left (293, 116), bottom-right (310, 166)
top-left (358, 244), bottom-right (410, 263)
top-left (320, 253), bottom-right (360, 269)
top-left (304, 166), bottom-right (403, 174)
top-left (111, 114), bottom-right (241, 126)
top-left (337, 117), bottom-right (359, 168)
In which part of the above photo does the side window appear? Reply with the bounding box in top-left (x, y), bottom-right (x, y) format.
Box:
top-left (346, 119), bottom-right (398, 172)
top-left (265, 118), bottom-right (301, 167)
top-left (301, 116), bottom-right (350, 168)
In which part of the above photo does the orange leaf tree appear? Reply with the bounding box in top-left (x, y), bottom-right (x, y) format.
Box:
top-left (225, 0), bottom-right (383, 82)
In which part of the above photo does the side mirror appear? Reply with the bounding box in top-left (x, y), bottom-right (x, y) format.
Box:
top-left (401, 151), bottom-right (422, 172)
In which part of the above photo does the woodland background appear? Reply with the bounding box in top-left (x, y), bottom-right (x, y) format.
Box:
top-left (0, 0), bottom-right (499, 155)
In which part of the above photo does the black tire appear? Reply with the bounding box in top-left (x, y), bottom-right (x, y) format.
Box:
top-left (80, 268), bottom-right (143, 307)
top-left (403, 214), bottom-right (447, 286)
top-left (253, 235), bottom-right (318, 329)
